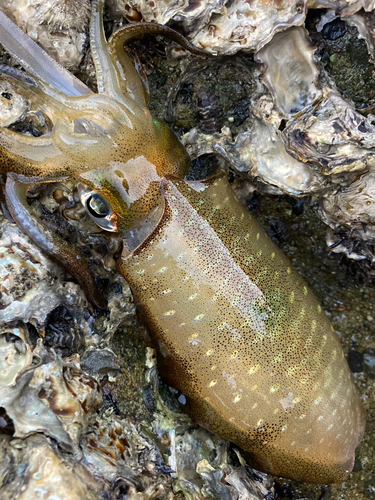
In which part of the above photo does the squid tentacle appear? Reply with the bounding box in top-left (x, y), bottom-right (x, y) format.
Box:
top-left (90, 0), bottom-right (130, 106)
top-left (108, 22), bottom-right (211, 106)
top-left (91, 0), bottom-right (211, 106)
top-left (5, 175), bottom-right (105, 309)
top-left (0, 10), bottom-right (91, 97)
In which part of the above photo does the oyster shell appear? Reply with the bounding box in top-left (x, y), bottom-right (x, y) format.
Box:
top-left (173, 17), bottom-right (375, 257)
top-left (0, 325), bottom-right (32, 387)
top-left (116, 0), bottom-right (307, 55)
top-left (283, 90), bottom-right (375, 175)
top-left (320, 170), bottom-right (375, 248)
top-left (255, 26), bottom-right (321, 118)
top-left (0, 2), bottom-right (374, 499)
top-left (0, 342), bottom-right (102, 451)
top-left (110, 0), bottom-right (227, 30)
top-left (182, 121), bottom-right (325, 195)
top-left (0, 218), bottom-right (74, 330)
top-left (231, 118), bottom-right (324, 194)
top-left (0, 0), bottom-right (90, 71)
top-left (0, 434), bottom-right (103, 500)
top-left (0, 181), bottom-right (271, 500)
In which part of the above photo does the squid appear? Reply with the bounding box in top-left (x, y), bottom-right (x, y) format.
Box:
top-left (0, 0), bottom-right (365, 483)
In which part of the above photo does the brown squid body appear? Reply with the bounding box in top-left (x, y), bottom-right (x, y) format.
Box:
top-left (119, 176), bottom-right (365, 484)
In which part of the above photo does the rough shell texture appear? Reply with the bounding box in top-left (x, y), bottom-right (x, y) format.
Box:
top-left (319, 171), bottom-right (375, 251)
top-left (172, 17), bottom-right (375, 259)
top-left (283, 91), bottom-right (375, 175)
top-left (182, 119), bottom-right (325, 196)
top-left (255, 27), bottom-right (321, 118)
top-left (0, 184), bottom-right (272, 500)
top-left (0, 341), bottom-right (102, 451)
top-left (0, 325), bottom-right (32, 387)
top-left (232, 119), bottom-right (324, 194)
top-left (0, 434), bottom-right (103, 500)
top-left (115, 0), bottom-right (375, 56)
top-left (307, 0), bottom-right (375, 15)
top-left (0, 0), bottom-right (90, 70)
top-left (0, 218), bottom-right (86, 330)
top-left (0, 0), bottom-right (374, 499)
top-left (115, 0), bottom-right (308, 55)
top-left (110, 0), bottom-right (227, 30)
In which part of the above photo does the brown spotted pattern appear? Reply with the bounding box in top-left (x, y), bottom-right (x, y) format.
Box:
top-left (118, 176), bottom-right (365, 483)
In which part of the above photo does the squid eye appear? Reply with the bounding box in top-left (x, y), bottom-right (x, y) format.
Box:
top-left (80, 188), bottom-right (118, 232)
top-left (86, 193), bottom-right (110, 218)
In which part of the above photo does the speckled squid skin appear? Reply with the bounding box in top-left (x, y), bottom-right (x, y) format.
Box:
top-left (118, 175), bottom-right (365, 484)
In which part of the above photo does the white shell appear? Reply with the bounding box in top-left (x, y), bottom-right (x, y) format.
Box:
top-left (0, 342), bottom-right (102, 450)
top-left (235, 118), bottom-right (324, 195)
top-left (116, 0), bottom-right (308, 55)
top-left (0, 79), bottom-right (30, 127)
top-left (0, 218), bottom-right (88, 329)
top-left (321, 171), bottom-right (375, 236)
top-left (0, 435), bottom-right (102, 500)
top-left (255, 27), bottom-right (321, 118)
top-left (0, 0), bottom-right (90, 71)
top-left (0, 325), bottom-right (32, 387)
top-left (284, 91), bottom-right (375, 175)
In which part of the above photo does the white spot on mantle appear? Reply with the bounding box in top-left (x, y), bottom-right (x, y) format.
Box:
top-left (279, 392), bottom-right (295, 412)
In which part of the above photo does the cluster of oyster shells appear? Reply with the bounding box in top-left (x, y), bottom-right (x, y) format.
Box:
top-left (0, 0), bottom-right (90, 70)
top-left (1, 0), bottom-right (375, 499)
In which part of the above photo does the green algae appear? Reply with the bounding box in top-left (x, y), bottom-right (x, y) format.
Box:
top-left (307, 14), bottom-right (375, 109)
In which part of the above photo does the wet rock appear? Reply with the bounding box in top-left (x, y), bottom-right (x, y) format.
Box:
top-left (363, 348), bottom-right (375, 379)
top-left (292, 198), bottom-right (306, 216)
top-left (197, 89), bottom-right (223, 134)
top-left (165, 57), bottom-right (255, 138)
top-left (322, 18), bottom-right (347, 40)
top-left (81, 347), bottom-right (121, 377)
top-left (230, 96), bottom-right (250, 127)
top-left (44, 306), bottom-right (85, 354)
top-left (267, 218), bottom-right (289, 246)
top-left (347, 350), bottom-right (364, 373)
top-left (364, 477), bottom-right (375, 498)
top-left (308, 17), bottom-right (375, 109)
top-left (246, 192), bottom-right (262, 213)
top-left (353, 457), bottom-right (363, 472)
top-left (187, 154), bottom-right (220, 181)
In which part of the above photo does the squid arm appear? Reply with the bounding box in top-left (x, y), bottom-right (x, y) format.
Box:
top-left (91, 0), bottom-right (211, 106)
top-left (5, 175), bottom-right (105, 309)
top-left (0, 9), bottom-right (91, 96)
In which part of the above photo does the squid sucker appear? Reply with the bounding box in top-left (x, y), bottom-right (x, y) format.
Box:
top-left (0, 0), bottom-right (365, 484)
